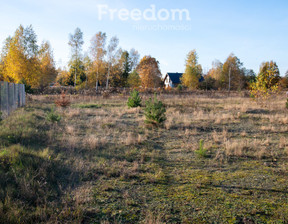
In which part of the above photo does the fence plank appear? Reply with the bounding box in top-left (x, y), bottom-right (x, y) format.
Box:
top-left (0, 81), bottom-right (26, 118)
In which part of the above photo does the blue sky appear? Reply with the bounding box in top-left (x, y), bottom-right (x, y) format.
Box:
top-left (0, 0), bottom-right (287, 76)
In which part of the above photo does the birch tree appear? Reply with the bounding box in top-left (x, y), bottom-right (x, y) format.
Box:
top-left (181, 50), bottom-right (202, 90)
top-left (106, 36), bottom-right (119, 89)
top-left (38, 41), bottom-right (57, 89)
top-left (250, 61), bottom-right (280, 99)
top-left (129, 48), bottom-right (140, 71)
top-left (222, 53), bottom-right (245, 90)
top-left (68, 27), bottom-right (84, 87)
top-left (90, 32), bottom-right (107, 90)
top-left (2, 25), bottom-right (40, 87)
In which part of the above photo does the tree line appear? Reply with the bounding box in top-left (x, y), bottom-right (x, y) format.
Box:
top-left (0, 25), bottom-right (287, 91)
top-left (181, 50), bottom-right (288, 91)
top-left (0, 25), bottom-right (161, 90)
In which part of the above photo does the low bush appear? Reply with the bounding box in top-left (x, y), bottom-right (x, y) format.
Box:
top-left (127, 89), bottom-right (142, 108)
top-left (177, 84), bottom-right (183, 91)
top-left (55, 91), bottom-right (71, 108)
top-left (46, 109), bottom-right (61, 123)
top-left (195, 139), bottom-right (208, 158)
top-left (144, 94), bottom-right (166, 126)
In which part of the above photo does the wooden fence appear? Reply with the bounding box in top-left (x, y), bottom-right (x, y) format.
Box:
top-left (0, 81), bottom-right (25, 117)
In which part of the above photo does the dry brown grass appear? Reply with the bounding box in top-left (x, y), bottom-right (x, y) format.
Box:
top-left (212, 131), bottom-right (222, 144)
top-left (56, 94), bottom-right (287, 162)
top-left (125, 132), bottom-right (145, 145)
top-left (84, 135), bottom-right (108, 150)
top-left (224, 139), bottom-right (249, 157)
top-left (7, 92), bottom-right (287, 223)
top-left (279, 137), bottom-right (287, 148)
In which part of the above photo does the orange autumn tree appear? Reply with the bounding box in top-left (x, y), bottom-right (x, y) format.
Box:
top-left (137, 56), bottom-right (162, 88)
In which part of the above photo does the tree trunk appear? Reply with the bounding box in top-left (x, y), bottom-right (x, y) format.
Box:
top-left (74, 69), bottom-right (77, 87)
top-left (96, 65), bottom-right (99, 91)
top-left (228, 67), bottom-right (231, 92)
top-left (106, 63), bottom-right (110, 90)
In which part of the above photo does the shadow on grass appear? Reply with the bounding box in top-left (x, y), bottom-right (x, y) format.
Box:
top-left (0, 145), bottom-right (82, 223)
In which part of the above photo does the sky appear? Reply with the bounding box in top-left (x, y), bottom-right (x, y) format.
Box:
top-left (0, 0), bottom-right (287, 76)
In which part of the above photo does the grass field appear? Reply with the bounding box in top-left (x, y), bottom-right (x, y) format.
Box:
top-left (0, 93), bottom-right (288, 223)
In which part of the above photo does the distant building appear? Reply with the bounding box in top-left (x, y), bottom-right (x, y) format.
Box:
top-left (164, 72), bottom-right (205, 88)
top-left (163, 73), bottom-right (183, 88)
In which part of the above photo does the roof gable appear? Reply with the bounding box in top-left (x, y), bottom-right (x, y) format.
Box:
top-left (167, 73), bottom-right (183, 84)
top-left (165, 72), bottom-right (205, 85)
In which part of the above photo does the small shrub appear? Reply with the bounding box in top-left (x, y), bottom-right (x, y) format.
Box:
top-left (127, 89), bottom-right (142, 108)
top-left (286, 99), bottom-right (288, 109)
top-left (55, 91), bottom-right (71, 108)
top-left (0, 111), bottom-right (2, 122)
top-left (195, 139), bottom-right (208, 158)
top-left (46, 109), bottom-right (61, 123)
top-left (177, 84), bottom-right (183, 91)
top-left (144, 94), bottom-right (166, 126)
